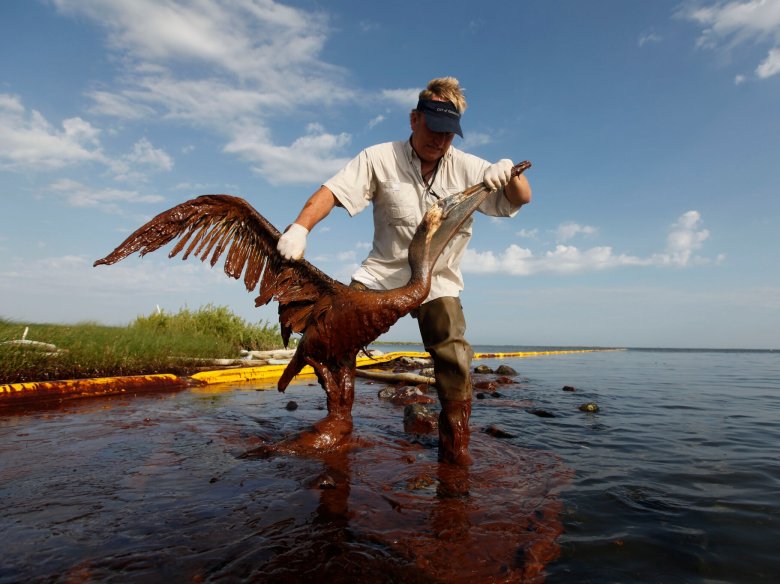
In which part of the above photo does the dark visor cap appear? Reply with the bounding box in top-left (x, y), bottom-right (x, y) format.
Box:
top-left (416, 99), bottom-right (463, 137)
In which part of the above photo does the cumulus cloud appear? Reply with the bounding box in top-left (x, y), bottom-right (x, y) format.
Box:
top-left (756, 46), bottom-right (780, 77)
top-left (650, 210), bottom-right (711, 266)
top-left (679, 0), bottom-right (780, 80)
top-left (462, 244), bottom-right (647, 276)
top-left (462, 210), bottom-right (717, 276)
top-left (0, 93), bottom-right (106, 170)
top-left (0, 93), bottom-right (174, 182)
top-left (224, 122), bottom-right (351, 184)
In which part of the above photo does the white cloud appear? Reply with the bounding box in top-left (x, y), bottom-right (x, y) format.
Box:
top-left (650, 210), bottom-right (710, 266)
top-left (462, 210), bottom-right (716, 276)
top-left (756, 46), bottom-right (780, 77)
top-left (367, 114), bottom-right (385, 129)
top-left (0, 93), bottom-right (174, 182)
top-left (680, 0), bottom-right (780, 79)
top-left (126, 138), bottom-right (173, 171)
top-left (459, 131), bottom-right (492, 151)
top-left (555, 221), bottom-right (598, 242)
top-left (51, 0), bottom-right (360, 186)
top-left (638, 30), bottom-right (663, 47)
top-left (48, 179), bottom-right (164, 213)
top-left (380, 88), bottom-right (420, 108)
top-left (337, 250), bottom-right (357, 261)
top-left (224, 123), bottom-right (351, 184)
top-left (88, 90), bottom-right (156, 119)
top-left (462, 244), bottom-right (647, 276)
top-left (0, 93), bottom-right (107, 170)
top-left (516, 228), bottom-right (539, 239)
top-left (0, 253), bottom-right (228, 297)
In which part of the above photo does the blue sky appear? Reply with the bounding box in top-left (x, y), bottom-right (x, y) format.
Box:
top-left (1, 0), bottom-right (778, 349)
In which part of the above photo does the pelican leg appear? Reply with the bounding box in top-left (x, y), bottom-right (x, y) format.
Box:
top-left (304, 358), bottom-right (356, 416)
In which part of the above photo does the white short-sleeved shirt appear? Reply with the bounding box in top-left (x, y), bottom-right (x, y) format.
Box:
top-left (324, 140), bottom-right (520, 302)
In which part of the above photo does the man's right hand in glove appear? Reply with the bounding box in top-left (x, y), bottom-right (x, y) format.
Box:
top-left (277, 223), bottom-right (309, 260)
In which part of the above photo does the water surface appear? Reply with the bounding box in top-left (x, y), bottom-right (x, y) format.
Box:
top-left (1, 347), bottom-right (778, 582)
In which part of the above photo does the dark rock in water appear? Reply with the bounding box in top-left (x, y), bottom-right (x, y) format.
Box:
top-left (474, 380), bottom-right (497, 391)
top-left (477, 391), bottom-right (502, 400)
top-left (406, 473), bottom-right (435, 491)
top-left (579, 402), bottom-right (600, 413)
top-left (483, 424), bottom-right (515, 438)
top-left (528, 408), bottom-right (556, 418)
top-left (496, 365), bottom-right (517, 375)
top-left (562, 385), bottom-right (576, 392)
top-left (377, 386), bottom-right (396, 399)
top-left (285, 401), bottom-right (298, 411)
top-left (495, 376), bottom-right (515, 384)
top-left (403, 403), bottom-right (438, 434)
top-left (474, 364), bottom-right (494, 374)
top-left (380, 385), bottom-right (437, 406)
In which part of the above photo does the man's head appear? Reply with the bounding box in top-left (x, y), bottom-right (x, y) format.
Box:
top-left (410, 77), bottom-right (467, 164)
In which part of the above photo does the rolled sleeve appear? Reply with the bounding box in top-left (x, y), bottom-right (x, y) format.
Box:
top-left (324, 150), bottom-right (374, 217)
top-left (479, 188), bottom-right (522, 218)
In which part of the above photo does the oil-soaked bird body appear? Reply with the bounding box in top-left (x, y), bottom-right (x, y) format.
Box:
top-left (95, 162), bottom-right (531, 451)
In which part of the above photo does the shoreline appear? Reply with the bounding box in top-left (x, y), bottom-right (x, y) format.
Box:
top-left (0, 348), bottom-right (616, 408)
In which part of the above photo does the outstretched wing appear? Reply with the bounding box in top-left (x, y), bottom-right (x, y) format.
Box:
top-left (94, 195), bottom-right (341, 342)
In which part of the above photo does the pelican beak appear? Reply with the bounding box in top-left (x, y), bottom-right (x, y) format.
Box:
top-left (426, 184), bottom-right (492, 263)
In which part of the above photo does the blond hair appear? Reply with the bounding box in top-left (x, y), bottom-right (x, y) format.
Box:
top-left (418, 76), bottom-right (467, 114)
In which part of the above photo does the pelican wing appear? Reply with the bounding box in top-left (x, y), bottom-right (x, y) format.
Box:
top-left (94, 195), bottom-right (341, 343)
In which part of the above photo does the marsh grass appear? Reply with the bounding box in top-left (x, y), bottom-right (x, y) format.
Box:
top-left (0, 304), bottom-right (287, 384)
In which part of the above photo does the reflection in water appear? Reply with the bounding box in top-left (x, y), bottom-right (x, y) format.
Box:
top-left (244, 413), bottom-right (571, 583)
top-left (0, 381), bottom-right (570, 583)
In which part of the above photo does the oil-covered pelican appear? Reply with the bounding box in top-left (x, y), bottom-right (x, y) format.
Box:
top-left (94, 161), bottom-right (531, 453)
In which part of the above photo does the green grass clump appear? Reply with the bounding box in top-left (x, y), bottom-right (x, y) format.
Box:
top-left (0, 305), bottom-right (288, 384)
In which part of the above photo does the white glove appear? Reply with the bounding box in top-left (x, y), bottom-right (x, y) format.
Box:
top-left (483, 159), bottom-right (514, 191)
top-left (277, 223), bottom-right (309, 260)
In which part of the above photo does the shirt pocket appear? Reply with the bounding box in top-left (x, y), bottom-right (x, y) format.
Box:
top-left (380, 181), bottom-right (418, 227)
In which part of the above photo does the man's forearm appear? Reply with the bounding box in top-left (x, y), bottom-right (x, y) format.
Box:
top-left (504, 174), bottom-right (532, 207)
top-left (293, 186), bottom-right (338, 230)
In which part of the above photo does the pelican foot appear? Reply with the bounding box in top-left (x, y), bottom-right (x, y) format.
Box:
top-left (240, 413), bottom-right (355, 459)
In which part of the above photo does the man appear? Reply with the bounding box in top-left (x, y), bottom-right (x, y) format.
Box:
top-left (277, 77), bottom-right (532, 465)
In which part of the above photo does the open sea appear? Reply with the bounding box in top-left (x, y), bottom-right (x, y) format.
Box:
top-left (1, 346), bottom-right (778, 582)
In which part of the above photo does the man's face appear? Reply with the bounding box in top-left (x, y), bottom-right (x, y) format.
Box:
top-left (410, 109), bottom-right (455, 164)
